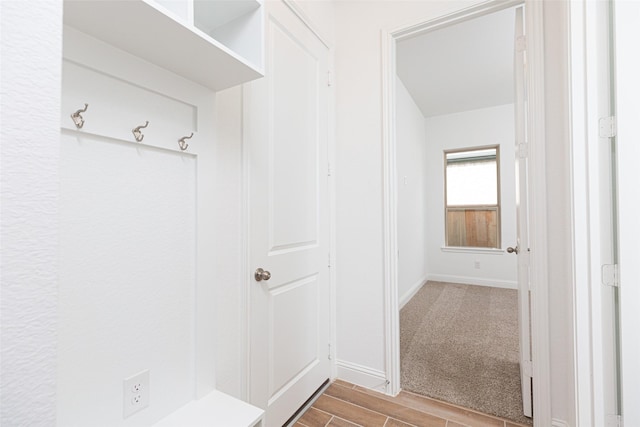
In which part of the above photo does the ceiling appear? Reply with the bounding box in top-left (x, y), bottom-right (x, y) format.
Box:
top-left (396, 7), bottom-right (517, 118)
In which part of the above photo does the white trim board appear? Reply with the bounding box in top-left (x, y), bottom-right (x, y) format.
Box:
top-left (523, 1), bottom-right (552, 423)
top-left (426, 275), bottom-right (517, 290)
top-left (568, 1), bottom-right (602, 425)
top-left (381, 0), bottom-right (551, 425)
top-left (335, 360), bottom-right (388, 394)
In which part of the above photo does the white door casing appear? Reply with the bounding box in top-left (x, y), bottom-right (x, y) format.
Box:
top-left (613, 1), bottom-right (640, 425)
top-left (570, 2), bottom-right (640, 425)
top-left (513, 6), bottom-right (533, 419)
top-left (245, 2), bottom-right (331, 426)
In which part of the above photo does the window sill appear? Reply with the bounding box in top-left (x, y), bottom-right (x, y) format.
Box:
top-left (440, 246), bottom-right (505, 255)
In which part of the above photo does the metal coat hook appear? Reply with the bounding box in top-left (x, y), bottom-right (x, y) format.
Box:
top-left (70, 103), bottom-right (89, 129)
top-left (178, 133), bottom-right (193, 151)
top-left (132, 121), bottom-right (149, 142)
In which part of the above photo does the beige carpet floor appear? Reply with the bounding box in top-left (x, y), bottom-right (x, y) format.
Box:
top-left (400, 280), bottom-right (533, 425)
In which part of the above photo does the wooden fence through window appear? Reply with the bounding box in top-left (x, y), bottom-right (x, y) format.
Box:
top-left (446, 207), bottom-right (498, 248)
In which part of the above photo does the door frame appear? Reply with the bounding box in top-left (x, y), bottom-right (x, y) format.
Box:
top-left (568, 2), bottom-right (611, 425)
top-left (570, 1), bottom-right (640, 425)
top-left (241, 0), bottom-right (337, 402)
top-left (380, 0), bottom-right (552, 425)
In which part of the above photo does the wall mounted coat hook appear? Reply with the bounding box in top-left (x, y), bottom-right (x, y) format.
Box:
top-left (178, 133), bottom-right (193, 151)
top-left (70, 103), bottom-right (89, 129)
top-left (132, 121), bottom-right (149, 142)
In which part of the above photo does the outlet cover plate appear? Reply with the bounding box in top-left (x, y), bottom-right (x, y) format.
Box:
top-left (123, 370), bottom-right (150, 418)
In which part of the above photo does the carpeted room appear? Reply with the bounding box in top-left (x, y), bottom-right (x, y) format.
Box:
top-left (400, 281), bottom-right (531, 425)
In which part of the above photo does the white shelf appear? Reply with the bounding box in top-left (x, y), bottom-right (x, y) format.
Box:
top-left (63, 0), bottom-right (264, 91)
top-left (194, 0), bottom-right (261, 32)
top-left (152, 390), bottom-right (264, 427)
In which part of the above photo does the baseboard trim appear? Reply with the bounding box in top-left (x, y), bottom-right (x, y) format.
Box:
top-left (335, 360), bottom-right (388, 393)
top-left (551, 419), bottom-right (569, 427)
top-left (426, 274), bottom-right (517, 289)
top-left (398, 276), bottom-right (427, 309)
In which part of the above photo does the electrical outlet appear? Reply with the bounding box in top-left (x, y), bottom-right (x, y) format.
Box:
top-left (474, 261), bottom-right (481, 269)
top-left (123, 370), bottom-right (149, 418)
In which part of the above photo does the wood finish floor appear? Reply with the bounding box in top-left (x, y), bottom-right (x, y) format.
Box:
top-left (293, 380), bottom-right (531, 427)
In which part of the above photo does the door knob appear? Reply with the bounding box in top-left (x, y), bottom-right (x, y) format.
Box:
top-left (507, 246), bottom-right (519, 254)
top-left (254, 268), bottom-right (271, 282)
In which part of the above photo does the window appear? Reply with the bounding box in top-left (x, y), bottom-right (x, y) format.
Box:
top-left (444, 146), bottom-right (500, 248)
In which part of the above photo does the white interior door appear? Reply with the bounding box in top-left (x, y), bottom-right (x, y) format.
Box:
top-left (513, 6), bottom-right (533, 419)
top-left (245, 2), bottom-right (331, 426)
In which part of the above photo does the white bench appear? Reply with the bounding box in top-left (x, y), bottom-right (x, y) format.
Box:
top-left (153, 390), bottom-right (264, 427)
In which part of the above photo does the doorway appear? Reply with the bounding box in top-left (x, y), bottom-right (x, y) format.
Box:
top-left (394, 5), bottom-right (527, 424)
top-left (381, 1), bottom-right (551, 425)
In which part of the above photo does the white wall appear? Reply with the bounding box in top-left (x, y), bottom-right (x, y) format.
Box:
top-left (333, 0), bottom-right (484, 389)
top-left (291, 0), bottom-right (336, 46)
top-left (58, 131), bottom-right (197, 426)
top-left (396, 77), bottom-right (429, 306)
top-left (424, 104), bottom-right (517, 288)
top-left (213, 85), bottom-right (246, 399)
top-left (0, 1), bottom-right (62, 424)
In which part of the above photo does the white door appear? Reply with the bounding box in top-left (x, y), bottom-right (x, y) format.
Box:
top-left (245, 2), bottom-right (331, 426)
top-left (513, 6), bottom-right (533, 419)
